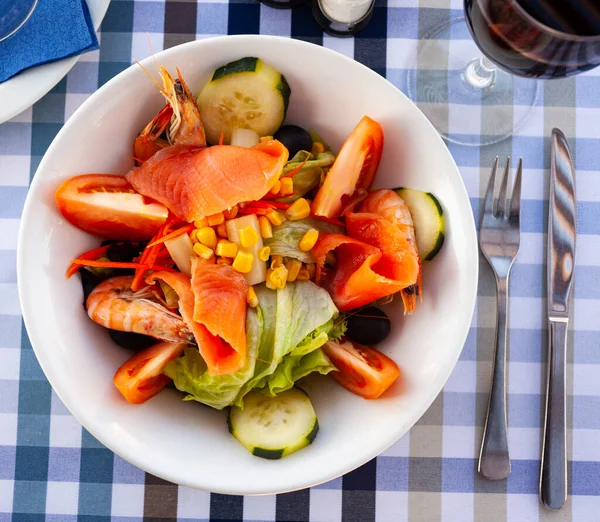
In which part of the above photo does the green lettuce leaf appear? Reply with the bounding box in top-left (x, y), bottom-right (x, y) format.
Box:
top-left (163, 305), bottom-right (262, 410)
top-left (164, 280), bottom-right (339, 410)
top-left (276, 166), bottom-right (323, 204)
top-left (264, 348), bottom-right (335, 396)
top-left (282, 150), bottom-right (336, 174)
top-left (235, 280), bottom-right (338, 406)
top-left (265, 218), bottom-right (344, 263)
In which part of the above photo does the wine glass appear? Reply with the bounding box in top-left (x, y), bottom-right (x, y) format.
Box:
top-left (407, 0), bottom-right (600, 147)
top-left (0, 0), bottom-right (38, 42)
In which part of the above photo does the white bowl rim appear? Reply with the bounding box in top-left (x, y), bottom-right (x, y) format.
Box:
top-left (17, 34), bottom-right (479, 495)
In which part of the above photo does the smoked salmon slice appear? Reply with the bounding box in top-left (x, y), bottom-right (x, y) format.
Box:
top-left (126, 140), bottom-right (288, 223)
top-left (345, 212), bottom-right (419, 286)
top-left (190, 258), bottom-right (247, 363)
top-left (312, 234), bottom-right (405, 311)
top-left (312, 212), bottom-right (419, 311)
top-left (146, 271), bottom-right (245, 375)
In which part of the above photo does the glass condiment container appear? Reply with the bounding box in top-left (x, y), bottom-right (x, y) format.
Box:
top-left (312, 0), bottom-right (375, 37)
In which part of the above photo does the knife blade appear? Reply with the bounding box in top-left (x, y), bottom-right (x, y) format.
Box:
top-left (540, 128), bottom-right (577, 510)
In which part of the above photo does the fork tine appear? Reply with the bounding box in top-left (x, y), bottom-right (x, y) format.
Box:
top-left (483, 157), bottom-right (499, 222)
top-left (509, 157), bottom-right (523, 219)
top-left (496, 157), bottom-right (511, 218)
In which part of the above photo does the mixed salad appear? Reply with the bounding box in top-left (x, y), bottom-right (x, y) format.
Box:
top-left (55, 57), bottom-right (445, 459)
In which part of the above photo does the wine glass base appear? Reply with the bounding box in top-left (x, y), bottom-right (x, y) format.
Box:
top-left (406, 17), bottom-right (540, 147)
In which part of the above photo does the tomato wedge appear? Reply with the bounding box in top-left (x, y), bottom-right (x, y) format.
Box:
top-left (312, 116), bottom-right (384, 218)
top-left (322, 340), bottom-right (400, 399)
top-left (55, 174), bottom-right (168, 240)
top-left (113, 341), bottom-right (187, 404)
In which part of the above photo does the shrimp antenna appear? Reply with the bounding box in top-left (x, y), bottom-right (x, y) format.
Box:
top-left (134, 59), bottom-right (168, 98)
top-left (146, 32), bottom-right (160, 75)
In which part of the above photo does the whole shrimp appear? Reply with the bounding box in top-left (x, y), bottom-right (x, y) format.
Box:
top-left (86, 275), bottom-right (195, 343)
top-left (134, 66), bottom-right (206, 165)
top-left (360, 189), bottom-right (422, 314)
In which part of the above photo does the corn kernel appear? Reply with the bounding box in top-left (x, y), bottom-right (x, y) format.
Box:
top-left (296, 268), bottom-right (310, 281)
top-left (194, 218), bottom-right (208, 228)
top-left (271, 255), bottom-right (284, 268)
top-left (266, 209), bottom-right (283, 226)
top-left (223, 205), bottom-right (239, 220)
top-left (269, 265), bottom-right (288, 289)
top-left (259, 216), bottom-right (273, 239)
top-left (240, 225), bottom-right (259, 248)
top-left (197, 227), bottom-right (217, 249)
top-left (269, 180), bottom-right (281, 195)
top-left (247, 287), bottom-right (259, 308)
top-left (311, 142), bottom-right (325, 155)
top-left (217, 257), bottom-right (233, 266)
top-left (193, 243), bottom-right (214, 260)
top-left (207, 212), bottom-right (225, 226)
top-left (306, 262), bottom-right (316, 279)
top-left (216, 240), bottom-right (238, 258)
top-left (265, 268), bottom-right (276, 289)
top-left (260, 136), bottom-right (273, 142)
top-left (279, 177), bottom-right (294, 196)
top-left (259, 246), bottom-right (271, 262)
top-left (286, 198), bottom-right (311, 221)
top-left (299, 228), bottom-right (319, 252)
top-left (232, 251), bottom-right (254, 274)
top-left (189, 229), bottom-right (199, 243)
top-left (216, 223), bottom-right (228, 238)
top-left (286, 259), bottom-right (302, 282)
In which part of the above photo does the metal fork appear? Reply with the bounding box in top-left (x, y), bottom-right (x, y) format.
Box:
top-left (478, 156), bottom-right (523, 481)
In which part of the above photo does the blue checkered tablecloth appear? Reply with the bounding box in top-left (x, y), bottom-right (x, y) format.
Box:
top-left (2, 0), bottom-right (600, 520)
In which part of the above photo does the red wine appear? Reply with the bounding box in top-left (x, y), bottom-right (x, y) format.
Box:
top-left (465, 0), bottom-right (600, 79)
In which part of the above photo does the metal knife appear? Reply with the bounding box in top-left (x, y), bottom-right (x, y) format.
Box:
top-left (540, 128), bottom-right (577, 510)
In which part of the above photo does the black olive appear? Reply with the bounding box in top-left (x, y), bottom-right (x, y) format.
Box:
top-left (109, 330), bottom-right (157, 352)
top-left (79, 268), bottom-right (106, 306)
top-left (274, 125), bottom-right (313, 158)
top-left (345, 306), bottom-right (391, 346)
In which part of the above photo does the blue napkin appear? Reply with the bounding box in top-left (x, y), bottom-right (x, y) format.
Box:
top-left (0, 0), bottom-right (100, 83)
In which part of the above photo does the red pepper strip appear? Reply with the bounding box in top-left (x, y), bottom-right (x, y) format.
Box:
top-left (238, 207), bottom-right (269, 215)
top-left (66, 244), bottom-right (111, 278)
top-left (245, 200), bottom-right (275, 209)
top-left (147, 223), bottom-right (195, 247)
top-left (266, 201), bottom-right (290, 210)
top-left (310, 213), bottom-right (345, 227)
top-left (218, 131), bottom-right (225, 146)
top-left (69, 259), bottom-right (177, 272)
top-left (281, 154), bottom-right (310, 178)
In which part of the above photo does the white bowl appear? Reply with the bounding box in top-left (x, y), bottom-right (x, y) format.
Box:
top-left (18, 35), bottom-right (478, 495)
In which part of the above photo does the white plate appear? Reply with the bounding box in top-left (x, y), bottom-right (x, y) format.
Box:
top-left (18, 35), bottom-right (478, 495)
top-left (0, 0), bottom-right (110, 124)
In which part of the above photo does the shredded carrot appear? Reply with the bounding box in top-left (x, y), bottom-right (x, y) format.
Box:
top-left (132, 221), bottom-right (174, 290)
top-left (281, 154), bottom-right (311, 178)
top-left (218, 131), bottom-right (224, 146)
top-left (311, 214), bottom-right (345, 227)
top-left (66, 245), bottom-right (112, 278)
top-left (69, 259), bottom-right (177, 271)
top-left (147, 223), bottom-right (195, 247)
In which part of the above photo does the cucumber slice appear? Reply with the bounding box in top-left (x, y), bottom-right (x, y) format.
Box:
top-left (197, 57), bottom-right (290, 145)
top-left (394, 188), bottom-right (445, 261)
top-left (228, 388), bottom-right (318, 459)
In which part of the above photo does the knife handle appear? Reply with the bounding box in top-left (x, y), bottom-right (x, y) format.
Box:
top-left (540, 318), bottom-right (568, 510)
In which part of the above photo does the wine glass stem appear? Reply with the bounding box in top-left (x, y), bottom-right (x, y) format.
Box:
top-left (463, 55), bottom-right (496, 90)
